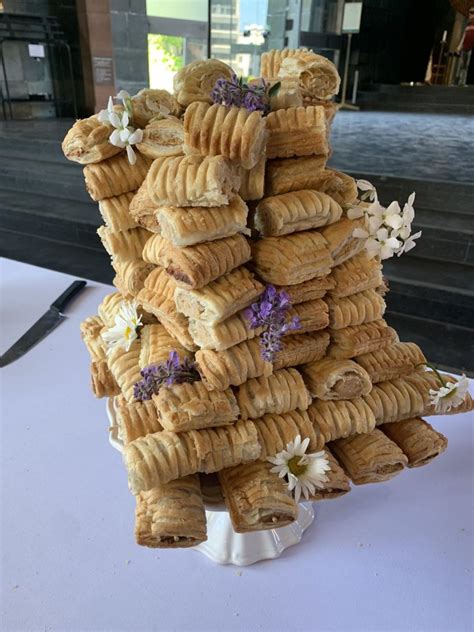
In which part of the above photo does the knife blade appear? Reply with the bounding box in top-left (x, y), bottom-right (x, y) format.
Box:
top-left (0, 280), bottom-right (87, 368)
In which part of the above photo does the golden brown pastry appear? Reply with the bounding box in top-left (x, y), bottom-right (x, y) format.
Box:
top-left (136, 117), bottom-right (184, 158)
top-left (265, 155), bottom-right (328, 196)
top-left (123, 420), bottom-right (260, 493)
top-left (156, 196), bottom-right (249, 247)
top-left (355, 342), bottom-right (426, 384)
top-left (90, 359), bottom-right (120, 398)
top-left (141, 265), bottom-right (177, 300)
top-left (143, 233), bottom-right (251, 290)
top-left (135, 476), bottom-right (207, 548)
top-left (129, 179), bottom-right (158, 225)
top-left (286, 299), bottom-right (329, 335)
top-left (97, 291), bottom-right (130, 327)
top-left (261, 49), bottom-right (340, 100)
top-left (184, 102), bottom-right (268, 169)
top-left (235, 368), bottom-right (311, 420)
top-left (62, 115), bottom-right (122, 164)
top-left (219, 461), bottom-right (298, 533)
top-left (255, 410), bottom-right (322, 457)
top-left (265, 106), bottom-right (329, 159)
top-left (107, 341), bottom-right (142, 402)
top-left (80, 315), bottom-right (106, 362)
top-left (138, 323), bottom-right (191, 369)
top-left (319, 217), bottom-right (365, 267)
top-left (329, 252), bottom-right (383, 298)
top-left (112, 257), bottom-right (154, 297)
top-left (274, 276), bottom-right (335, 304)
top-left (381, 417), bottom-right (448, 468)
top-left (319, 169), bottom-right (358, 206)
top-left (115, 395), bottom-right (163, 444)
top-left (131, 88), bottom-right (182, 127)
top-left (301, 358), bottom-right (372, 400)
top-left (173, 58), bottom-right (234, 106)
top-left (251, 230), bottom-right (333, 285)
top-left (83, 152), bottom-right (151, 201)
top-left (98, 192), bottom-right (137, 232)
top-left (196, 338), bottom-right (273, 391)
top-left (326, 289), bottom-right (386, 329)
top-left (174, 266), bottom-right (264, 326)
top-left (406, 371), bottom-right (473, 417)
top-left (153, 381), bottom-right (239, 432)
top-left (97, 225), bottom-right (149, 260)
top-left (327, 319), bottom-right (398, 359)
top-left (147, 154), bottom-right (240, 207)
top-left (238, 157), bottom-right (266, 201)
top-left (309, 449), bottom-right (351, 500)
top-left (187, 310), bottom-right (260, 352)
top-left (269, 76), bottom-right (303, 110)
top-left (273, 330), bottom-right (330, 370)
top-left (254, 189), bottom-right (342, 237)
top-left (308, 397), bottom-right (377, 444)
top-left (330, 429), bottom-right (408, 485)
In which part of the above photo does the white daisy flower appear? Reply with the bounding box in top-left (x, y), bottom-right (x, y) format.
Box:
top-left (101, 300), bottom-right (142, 354)
top-left (429, 374), bottom-right (469, 413)
top-left (268, 435), bottom-right (330, 503)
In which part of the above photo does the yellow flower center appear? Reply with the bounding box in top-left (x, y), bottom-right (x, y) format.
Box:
top-left (124, 326), bottom-right (132, 340)
top-left (287, 456), bottom-right (307, 478)
top-left (441, 387), bottom-right (457, 400)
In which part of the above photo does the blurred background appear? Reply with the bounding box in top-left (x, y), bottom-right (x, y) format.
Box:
top-left (0, 0), bottom-right (473, 373)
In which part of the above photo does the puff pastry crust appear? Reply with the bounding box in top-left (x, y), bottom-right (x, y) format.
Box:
top-left (265, 106), bottom-right (329, 159)
top-left (274, 276), bottom-right (335, 304)
top-left (173, 58), bottom-right (234, 106)
top-left (184, 102), bottom-right (268, 169)
top-left (143, 233), bottom-right (250, 290)
top-left (115, 395), bottom-right (163, 444)
top-left (98, 192), bottom-right (137, 232)
top-left (381, 417), bottom-right (448, 468)
top-left (328, 319), bottom-right (398, 359)
top-left (238, 157), bottom-right (266, 201)
top-left (330, 429), bottom-right (408, 485)
top-left (326, 289), bottom-right (386, 329)
top-left (131, 88), bottom-right (182, 127)
top-left (138, 323), bottom-right (191, 369)
top-left (135, 476), bottom-right (207, 548)
top-left (355, 342), bottom-right (426, 384)
top-left (319, 217), bottom-right (365, 267)
top-left (124, 420), bottom-right (260, 493)
top-left (287, 299), bottom-right (329, 334)
top-left (107, 341), bottom-right (142, 402)
top-left (112, 257), bottom-right (154, 297)
top-left (308, 397), bottom-right (377, 444)
top-left (219, 461), bottom-right (298, 533)
top-left (97, 225), bottom-right (149, 260)
top-left (196, 338), bottom-right (273, 391)
top-left (188, 310), bottom-right (260, 352)
top-left (174, 266), bottom-right (264, 326)
top-left (254, 189), bottom-right (342, 237)
top-left (251, 230), bottom-right (333, 285)
top-left (62, 115), bottom-right (121, 164)
top-left (273, 330), bottom-right (330, 370)
top-left (301, 358), bottom-right (372, 400)
top-left (329, 252), bottom-right (383, 298)
top-left (129, 179), bottom-right (158, 226)
top-left (153, 381), bottom-right (239, 432)
top-left (264, 155), bottom-right (328, 196)
top-left (83, 152), bottom-right (151, 201)
top-left (309, 449), bottom-right (351, 500)
top-left (80, 315), bottom-right (106, 363)
top-left (255, 410), bottom-right (322, 457)
top-left (235, 368), bottom-right (311, 420)
top-left (319, 169), bottom-right (358, 206)
top-left (147, 154), bottom-right (240, 208)
top-left (90, 359), bottom-right (120, 398)
top-left (157, 196), bottom-right (249, 248)
top-left (136, 117), bottom-right (184, 158)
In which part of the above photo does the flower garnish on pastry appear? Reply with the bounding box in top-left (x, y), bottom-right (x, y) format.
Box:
top-left (426, 364), bottom-right (470, 413)
top-left (133, 351), bottom-right (199, 401)
top-left (246, 285), bottom-right (300, 362)
top-left (211, 73), bottom-right (280, 114)
top-left (349, 182), bottom-right (421, 260)
top-left (101, 300), bottom-right (142, 354)
top-left (97, 91), bottom-right (144, 164)
top-left (268, 435), bottom-right (330, 502)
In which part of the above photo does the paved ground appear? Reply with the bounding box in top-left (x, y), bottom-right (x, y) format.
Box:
top-left (329, 111), bottom-right (474, 183)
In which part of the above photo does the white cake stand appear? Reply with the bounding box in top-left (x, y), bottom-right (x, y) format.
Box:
top-left (107, 399), bottom-right (315, 566)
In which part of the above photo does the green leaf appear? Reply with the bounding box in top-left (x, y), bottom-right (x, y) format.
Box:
top-left (268, 81), bottom-right (281, 97)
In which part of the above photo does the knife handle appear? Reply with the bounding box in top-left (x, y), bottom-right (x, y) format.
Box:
top-left (50, 280), bottom-right (87, 313)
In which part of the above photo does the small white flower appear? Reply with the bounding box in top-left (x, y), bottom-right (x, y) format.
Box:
top-left (397, 229), bottom-right (422, 256)
top-left (347, 206), bottom-right (365, 220)
top-left (268, 435), bottom-right (330, 503)
top-left (116, 89), bottom-right (133, 116)
top-left (365, 227), bottom-right (401, 260)
top-left (101, 300), bottom-right (142, 354)
top-left (367, 200), bottom-right (404, 234)
top-left (357, 179), bottom-right (378, 202)
top-left (429, 375), bottom-right (469, 413)
top-left (109, 126), bottom-right (143, 165)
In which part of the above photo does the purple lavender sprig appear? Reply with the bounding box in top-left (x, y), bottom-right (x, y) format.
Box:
top-left (211, 73), bottom-right (273, 114)
top-left (133, 351), bottom-right (200, 401)
top-left (245, 285), bottom-right (300, 362)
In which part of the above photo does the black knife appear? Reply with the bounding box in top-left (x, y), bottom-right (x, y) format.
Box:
top-left (0, 280), bottom-right (87, 368)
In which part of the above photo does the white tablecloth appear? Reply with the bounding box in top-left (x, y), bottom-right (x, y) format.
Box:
top-left (1, 257), bottom-right (473, 632)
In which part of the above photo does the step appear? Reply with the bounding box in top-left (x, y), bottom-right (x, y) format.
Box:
top-left (413, 207), bottom-right (474, 234)
top-left (359, 102), bottom-right (474, 115)
top-left (406, 223), bottom-right (473, 266)
top-left (385, 311), bottom-right (474, 376)
top-left (0, 228), bottom-right (113, 285)
top-left (383, 256), bottom-right (474, 295)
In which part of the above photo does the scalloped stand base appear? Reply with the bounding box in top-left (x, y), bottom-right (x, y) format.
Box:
top-left (194, 503), bottom-right (315, 566)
